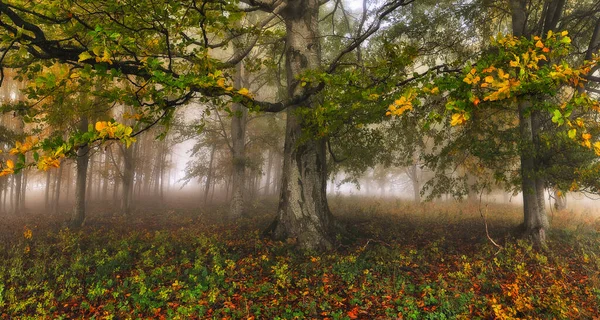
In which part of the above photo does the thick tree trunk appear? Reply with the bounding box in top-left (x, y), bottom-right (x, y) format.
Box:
top-left (269, 2), bottom-right (334, 250)
top-left (518, 101), bottom-right (549, 247)
top-left (511, 0), bottom-right (553, 248)
top-left (72, 117), bottom-right (89, 227)
top-left (230, 62), bottom-right (247, 219)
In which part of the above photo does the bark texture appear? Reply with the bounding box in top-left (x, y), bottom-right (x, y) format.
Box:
top-left (269, 0), bottom-right (334, 250)
top-left (230, 62), bottom-right (248, 219)
top-left (72, 117), bottom-right (89, 227)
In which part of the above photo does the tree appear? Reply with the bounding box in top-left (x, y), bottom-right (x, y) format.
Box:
top-left (403, 31), bottom-right (599, 248)
top-left (0, 0), bottom-right (416, 249)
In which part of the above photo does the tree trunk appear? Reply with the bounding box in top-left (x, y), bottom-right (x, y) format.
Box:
top-left (102, 153), bottom-right (109, 202)
top-left (13, 172), bottom-right (21, 215)
top-left (230, 62), bottom-right (248, 219)
top-left (20, 170), bottom-right (27, 211)
top-left (73, 117), bottom-right (89, 227)
top-left (53, 163), bottom-right (64, 215)
top-left (264, 148), bottom-right (273, 195)
top-left (45, 170), bottom-right (52, 209)
top-left (408, 163), bottom-right (421, 204)
top-left (511, 0), bottom-right (553, 248)
top-left (553, 189), bottom-right (567, 211)
top-left (269, 2), bottom-right (334, 250)
top-left (204, 145), bottom-right (216, 205)
top-left (518, 101), bottom-right (549, 247)
top-left (121, 145), bottom-right (134, 216)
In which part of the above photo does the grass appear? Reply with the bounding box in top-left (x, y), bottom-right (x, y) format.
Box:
top-left (1, 197), bottom-right (599, 319)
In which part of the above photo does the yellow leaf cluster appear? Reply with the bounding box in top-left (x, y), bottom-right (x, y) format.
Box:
top-left (216, 77), bottom-right (234, 91)
top-left (450, 113), bottom-right (466, 126)
top-left (594, 141), bottom-right (600, 156)
top-left (10, 137), bottom-right (38, 155)
top-left (23, 226), bottom-right (32, 240)
top-left (0, 159), bottom-right (14, 177)
top-left (581, 133), bottom-right (592, 148)
top-left (386, 92), bottom-right (416, 116)
top-left (95, 121), bottom-right (119, 138)
top-left (463, 69), bottom-right (480, 85)
top-left (37, 156), bottom-right (61, 171)
top-left (238, 87), bottom-right (253, 98)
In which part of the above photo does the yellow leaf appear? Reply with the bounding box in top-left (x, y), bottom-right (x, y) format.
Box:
top-left (594, 141), bottom-right (600, 156)
top-left (6, 159), bottom-right (14, 169)
top-left (95, 121), bottom-right (107, 132)
top-left (238, 88), bottom-right (251, 97)
top-left (78, 51), bottom-right (92, 62)
top-left (430, 87), bottom-right (439, 94)
top-left (582, 133), bottom-right (592, 140)
top-left (535, 40), bottom-right (544, 48)
top-left (484, 76), bottom-right (494, 83)
top-left (561, 31), bottom-right (568, 36)
top-left (451, 113), bottom-right (466, 126)
top-left (216, 78), bottom-right (226, 88)
top-left (509, 60), bottom-right (519, 67)
top-left (547, 30), bottom-right (553, 39)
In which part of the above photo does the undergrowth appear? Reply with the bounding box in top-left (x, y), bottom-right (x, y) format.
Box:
top-left (0, 198), bottom-right (599, 319)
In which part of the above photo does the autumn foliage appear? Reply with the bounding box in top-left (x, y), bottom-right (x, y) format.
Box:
top-left (1, 200), bottom-right (599, 319)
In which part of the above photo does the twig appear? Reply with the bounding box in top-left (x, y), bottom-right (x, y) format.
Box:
top-left (478, 190), bottom-right (503, 253)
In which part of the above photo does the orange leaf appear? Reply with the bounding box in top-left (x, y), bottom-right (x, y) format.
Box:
top-left (347, 306), bottom-right (359, 319)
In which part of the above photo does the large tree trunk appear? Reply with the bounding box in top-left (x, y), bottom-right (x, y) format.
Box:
top-left (72, 117), bottom-right (89, 227)
top-left (518, 101), bottom-right (549, 247)
top-left (511, 0), bottom-right (555, 248)
top-left (269, 1), bottom-right (334, 250)
top-left (230, 62), bottom-right (247, 219)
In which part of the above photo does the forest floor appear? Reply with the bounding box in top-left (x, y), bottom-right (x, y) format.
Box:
top-left (1, 197), bottom-right (599, 319)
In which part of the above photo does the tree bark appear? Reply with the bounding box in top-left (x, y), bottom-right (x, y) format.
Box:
top-left (230, 62), bottom-right (248, 219)
top-left (121, 145), bottom-right (134, 216)
top-left (264, 148), bottom-right (274, 195)
top-left (44, 170), bottom-right (52, 209)
top-left (268, 1), bottom-right (334, 250)
top-left (204, 144), bottom-right (216, 205)
top-left (553, 188), bottom-right (567, 211)
top-left (13, 172), bottom-right (21, 215)
top-left (53, 163), bottom-right (63, 215)
top-left (72, 117), bottom-right (89, 227)
top-left (518, 101), bottom-right (549, 247)
top-left (407, 163), bottom-right (421, 204)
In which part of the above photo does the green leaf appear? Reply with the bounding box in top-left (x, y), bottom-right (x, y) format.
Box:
top-left (568, 128), bottom-right (576, 139)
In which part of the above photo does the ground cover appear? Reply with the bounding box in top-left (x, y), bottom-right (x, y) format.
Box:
top-left (1, 198), bottom-right (599, 319)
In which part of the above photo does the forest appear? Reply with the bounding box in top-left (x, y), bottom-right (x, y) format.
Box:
top-left (0, 0), bottom-right (600, 318)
